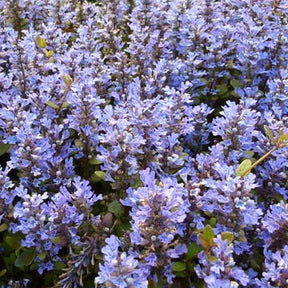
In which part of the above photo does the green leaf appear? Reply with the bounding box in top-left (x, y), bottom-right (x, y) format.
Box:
top-left (278, 133), bottom-right (288, 143)
top-left (43, 49), bottom-right (54, 58)
top-left (48, 57), bottom-right (55, 63)
top-left (221, 232), bottom-right (234, 244)
top-left (62, 102), bottom-right (70, 108)
top-left (54, 261), bottom-right (66, 270)
top-left (207, 255), bottom-right (218, 262)
top-left (227, 60), bottom-right (235, 69)
top-left (15, 248), bottom-right (36, 267)
top-left (197, 234), bottom-right (209, 249)
top-left (236, 159), bottom-right (252, 177)
top-left (38, 252), bottom-right (47, 261)
top-left (15, 247), bottom-right (21, 257)
top-left (216, 84), bottom-right (228, 95)
top-left (0, 143), bottom-right (10, 157)
top-left (0, 269), bottom-right (7, 278)
top-left (230, 79), bottom-right (242, 89)
top-left (51, 236), bottom-right (61, 244)
top-left (108, 200), bottom-right (125, 218)
top-left (114, 221), bottom-right (130, 236)
top-left (209, 217), bottom-right (217, 227)
top-left (91, 171), bottom-right (106, 183)
top-left (195, 281), bottom-right (206, 288)
top-left (30, 262), bottom-right (39, 271)
top-left (89, 156), bottom-right (102, 165)
top-left (62, 74), bottom-right (72, 87)
top-left (46, 101), bottom-right (70, 110)
top-left (203, 225), bottom-right (215, 241)
top-left (0, 223), bottom-right (8, 232)
top-left (5, 252), bottom-right (16, 267)
top-left (244, 150), bottom-right (254, 157)
top-left (211, 95), bottom-right (219, 101)
top-left (185, 242), bottom-right (202, 260)
top-left (238, 230), bottom-right (247, 242)
top-left (74, 139), bottom-right (83, 148)
top-left (46, 100), bottom-right (59, 109)
top-left (172, 271), bottom-right (186, 278)
top-left (35, 36), bottom-right (47, 48)
top-left (5, 235), bottom-right (20, 248)
top-left (264, 125), bottom-right (276, 144)
top-left (251, 258), bottom-right (260, 270)
top-left (148, 280), bottom-right (157, 288)
top-left (172, 262), bottom-right (186, 272)
top-left (275, 194), bottom-right (284, 202)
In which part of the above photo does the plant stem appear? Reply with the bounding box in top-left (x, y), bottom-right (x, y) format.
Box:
top-left (241, 146), bottom-right (278, 179)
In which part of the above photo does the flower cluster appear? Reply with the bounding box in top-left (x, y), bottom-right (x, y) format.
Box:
top-left (195, 236), bottom-right (249, 287)
top-left (8, 177), bottom-right (102, 274)
top-left (261, 201), bottom-right (288, 252)
top-left (95, 235), bottom-right (147, 288)
top-left (257, 246), bottom-right (288, 287)
top-left (0, 0), bottom-right (288, 287)
top-left (122, 168), bottom-right (189, 283)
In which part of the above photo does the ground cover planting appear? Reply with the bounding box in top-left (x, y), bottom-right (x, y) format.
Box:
top-left (0, 0), bottom-right (288, 287)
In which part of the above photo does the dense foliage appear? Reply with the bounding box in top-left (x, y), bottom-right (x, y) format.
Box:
top-left (0, 0), bottom-right (288, 287)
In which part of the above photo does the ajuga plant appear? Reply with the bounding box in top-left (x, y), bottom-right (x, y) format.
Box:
top-left (0, 0), bottom-right (288, 287)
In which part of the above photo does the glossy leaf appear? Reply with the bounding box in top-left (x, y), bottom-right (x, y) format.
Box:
top-left (51, 236), bottom-right (61, 244)
top-left (0, 143), bottom-right (10, 157)
top-left (0, 269), bottom-right (7, 278)
top-left (38, 252), bottom-right (47, 261)
top-left (0, 223), bottom-right (8, 232)
top-left (62, 102), bottom-right (70, 108)
top-left (5, 235), bottom-right (20, 249)
top-left (108, 200), bottom-right (124, 218)
top-left (209, 217), bottom-right (217, 227)
top-left (264, 125), bottom-right (276, 144)
top-left (185, 243), bottom-right (202, 260)
top-left (216, 84), bottom-right (228, 95)
top-left (238, 230), bottom-right (247, 242)
top-left (91, 171), bottom-right (106, 183)
top-left (278, 133), bottom-right (288, 143)
top-left (172, 262), bottom-right (186, 272)
top-left (54, 261), bottom-right (66, 270)
top-left (244, 150), bottom-right (254, 157)
top-left (63, 74), bottom-right (73, 87)
top-left (89, 157), bottom-right (102, 165)
top-left (221, 232), bottom-right (234, 244)
top-left (35, 36), bottom-right (47, 48)
top-left (148, 280), bottom-right (157, 288)
top-left (43, 49), bottom-right (54, 58)
top-left (15, 248), bottom-right (36, 267)
top-left (236, 159), bottom-right (252, 177)
top-left (207, 255), bottom-right (218, 262)
top-left (48, 57), bottom-right (55, 63)
top-left (230, 79), bottom-right (242, 88)
top-left (46, 100), bottom-right (59, 109)
top-left (197, 234), bottom-right (209, 249)
top-left (203, 225), bottom-right (215, 241)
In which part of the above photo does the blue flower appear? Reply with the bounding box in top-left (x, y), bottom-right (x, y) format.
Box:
top-left (261, 201), bottom-right (288, 251)
top-left (196, 236), bottom-right (249, 287)
top-left (257, 246), bottom-right (288, 287)
top-left (95, 235), bottom-right (147, 288)
top-left (122, 168), bottom-right (189, 283)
